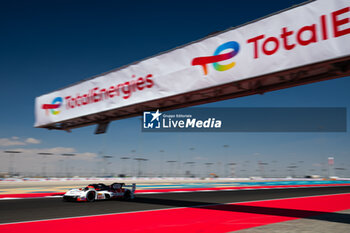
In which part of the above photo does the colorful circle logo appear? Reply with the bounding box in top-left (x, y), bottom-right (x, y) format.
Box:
top-left (191, 41), bottom-right (240, 75)
top-left (50, 97), bottom-right (63, 115)
top-left (42, 97), bottom-right (63, 115)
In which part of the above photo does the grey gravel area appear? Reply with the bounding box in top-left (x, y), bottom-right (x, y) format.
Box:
top-left (233, 209), bottom-right (350, 233)
top-left (0, 179), bottom-right (248, 189)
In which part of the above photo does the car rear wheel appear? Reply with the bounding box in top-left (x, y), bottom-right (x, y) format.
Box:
top-left (123, 190), bottom-right (131, 201)
top-left (86, 191), bottom-right (96, 202)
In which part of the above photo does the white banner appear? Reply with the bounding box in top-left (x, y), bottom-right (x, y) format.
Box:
top-left (35, 0), bottom-right (350, 127)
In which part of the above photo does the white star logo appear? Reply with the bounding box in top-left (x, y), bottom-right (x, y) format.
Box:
top-left (151, 109), bottom-right (162, 122)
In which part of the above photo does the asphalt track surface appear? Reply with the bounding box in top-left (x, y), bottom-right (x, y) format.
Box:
top-left (1, 186), bottom-right (350, 224)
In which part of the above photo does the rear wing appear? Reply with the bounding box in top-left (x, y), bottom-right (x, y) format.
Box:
top-left (124, 183), bottom-right (136, 193)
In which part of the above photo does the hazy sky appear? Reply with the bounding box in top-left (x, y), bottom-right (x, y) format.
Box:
top-left (0, 0), bottom-right (349, 178)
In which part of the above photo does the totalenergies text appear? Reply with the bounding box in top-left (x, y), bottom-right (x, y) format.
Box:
top-left (247, 7), bottom-right (350, 59)
top-left (64, 74), bottom-right (154, 109)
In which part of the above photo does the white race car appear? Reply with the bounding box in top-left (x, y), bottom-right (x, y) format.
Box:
top-left (63, 183), bottom-right (136, 202)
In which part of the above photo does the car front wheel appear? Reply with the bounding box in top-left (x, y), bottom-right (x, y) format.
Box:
top-left (86, 191), bottom-right (96, 202)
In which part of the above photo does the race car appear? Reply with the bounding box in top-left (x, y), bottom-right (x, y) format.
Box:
top-left (63, 182), bottom-right (136, 202)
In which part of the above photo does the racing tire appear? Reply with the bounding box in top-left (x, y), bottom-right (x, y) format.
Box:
top-left (122, 190), bottom-right (131, 201)
top-left (86, 191), bottom-right (96, 202)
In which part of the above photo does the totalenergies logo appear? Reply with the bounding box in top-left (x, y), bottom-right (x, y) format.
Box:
top-left (40, 74), bottom-right (154, 116)
top-left (191, 41), bottom-right (240, 75)
top-left (42, 97), bottom-right (63, 115)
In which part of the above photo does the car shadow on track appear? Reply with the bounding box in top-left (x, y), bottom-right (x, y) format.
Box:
top-left (132, 197), bottom-right (350, 224)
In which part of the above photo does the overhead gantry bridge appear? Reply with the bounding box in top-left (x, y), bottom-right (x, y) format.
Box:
top-left (34, 0), bottom-right (350, 133)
